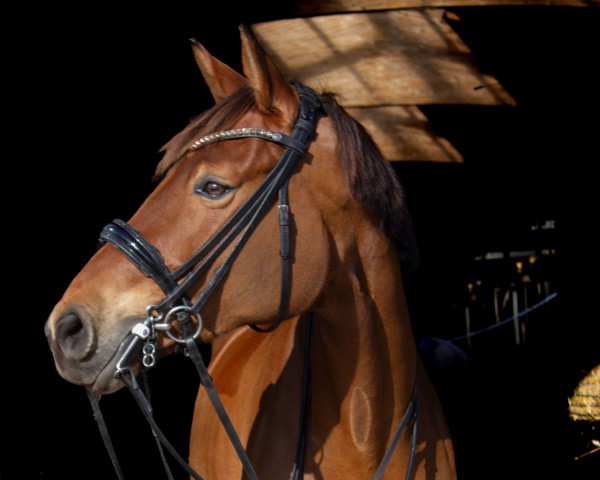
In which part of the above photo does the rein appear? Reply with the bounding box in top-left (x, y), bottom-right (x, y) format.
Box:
top-left (88, 82), bottom-right (418, 479)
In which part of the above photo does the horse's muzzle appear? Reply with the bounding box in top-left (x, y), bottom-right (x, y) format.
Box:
top-left (45, 308), bottom-right (133, 394)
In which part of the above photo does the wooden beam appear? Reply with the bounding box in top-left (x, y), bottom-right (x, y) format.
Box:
top-left (293, 0), bottom-right (596, 15)
top-left (346, 105), bottom-right (463, 162)
top-left (252, 10), bottom-right (516, 106)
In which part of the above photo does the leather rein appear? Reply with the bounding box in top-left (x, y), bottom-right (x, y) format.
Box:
top-left (87, 82), bottom-right (418, 479)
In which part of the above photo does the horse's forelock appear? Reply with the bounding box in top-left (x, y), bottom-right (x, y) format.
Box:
top-left (320, 94), bottom-right (420, 273)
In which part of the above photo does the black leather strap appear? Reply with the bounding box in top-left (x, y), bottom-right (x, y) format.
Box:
top-left (87, 391), bottom-right (126, 480)
top-left (119, 369), bottom-right (203, 480)
top-left (100, 220), bottom-right (176, 295)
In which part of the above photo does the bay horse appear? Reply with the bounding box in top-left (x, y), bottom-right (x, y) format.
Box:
top-left (45, 25), bottom-right (456, 479)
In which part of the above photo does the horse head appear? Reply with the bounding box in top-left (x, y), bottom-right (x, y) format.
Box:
top-left (45, 26), bottom-right (344, 394)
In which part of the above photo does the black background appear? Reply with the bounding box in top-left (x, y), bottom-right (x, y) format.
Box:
top-left (4, 4), bottom-right (599, 479)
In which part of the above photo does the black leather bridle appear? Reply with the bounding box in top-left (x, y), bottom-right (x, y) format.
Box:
top-left (101, 82), bottom-right (321, 336)
top-left (87, 82), bottom-right (418, 480)
top-left (89, 82), bottom-right (320, 480)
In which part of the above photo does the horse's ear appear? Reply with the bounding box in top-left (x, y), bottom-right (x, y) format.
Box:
top-left (190, 38), bottom-right (247, 103)
top-left (239, 25), bottom-right (297, 115)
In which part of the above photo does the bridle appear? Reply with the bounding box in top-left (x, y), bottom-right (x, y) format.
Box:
top-left (102, 82), bottom-right (320, 340)
top-left (90, 82), bottom-right (319, 480)
top-left (87, 82), bottom-right (418, 480)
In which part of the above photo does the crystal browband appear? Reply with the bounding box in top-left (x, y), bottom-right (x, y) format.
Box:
top-left (188, 128), bottom-right (284, 151)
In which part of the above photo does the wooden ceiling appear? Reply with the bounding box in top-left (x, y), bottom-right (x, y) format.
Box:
top-left (251, 0), bottom-right (597, 162)
top-left (293, 0), bottom-right (596, 13)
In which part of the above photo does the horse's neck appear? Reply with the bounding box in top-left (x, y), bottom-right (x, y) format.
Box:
top-left (196, 250), bottom-right (421, 477)
top-left (309, 233), bottom-right (418, 444)
top-left (199, 231), bottom-right (420, 475)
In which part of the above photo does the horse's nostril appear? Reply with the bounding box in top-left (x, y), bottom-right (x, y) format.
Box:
top-left (55, 312), bottom-right (95, 361)
top-left (58, 313), bottom-right (83, 337)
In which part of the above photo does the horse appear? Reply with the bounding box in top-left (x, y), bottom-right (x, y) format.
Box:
top-left (45, 25), bottom-right (456, 479)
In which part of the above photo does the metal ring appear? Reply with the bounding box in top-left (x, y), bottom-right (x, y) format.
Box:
top-left (145, 304), bottom-right (164, 323)
top-left (163, 305), bottom-right (203, 344)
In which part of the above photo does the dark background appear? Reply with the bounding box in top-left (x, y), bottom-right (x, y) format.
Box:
top-left (4, 4), bottom-right (599, 479)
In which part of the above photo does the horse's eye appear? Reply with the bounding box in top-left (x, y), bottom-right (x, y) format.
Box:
top-left (195, 180), bottom-right (231, 199)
